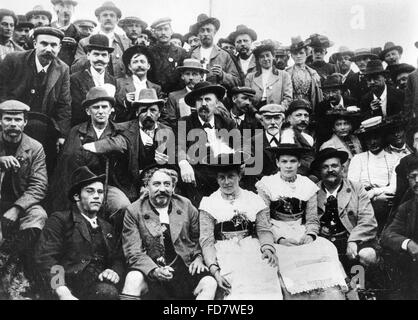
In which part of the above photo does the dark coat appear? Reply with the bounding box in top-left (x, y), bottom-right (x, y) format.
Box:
top-left (57, 23), bottom-right (82, 67)
top-left (308, 61), bottom-right (338, 82)
top-left (34, 205), bottom-right (124, 294)
top-left (345, 72), bottom-right (370, 103)
top-left (359, 86), bottom-right (405, 117)
top-left (0, 50), bottom-right (72, 137)
top-left (393, 153), bottom-right (418, 210)
top-left (160, 87), bottom-right (189, 130)
top-left (70, 68), bottom-right (116, 126)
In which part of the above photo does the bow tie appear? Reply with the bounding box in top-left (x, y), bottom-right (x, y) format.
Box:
top-left (202, 122), bottom-right (213, 129)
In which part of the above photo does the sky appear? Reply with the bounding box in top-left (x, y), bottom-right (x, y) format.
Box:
top-left (7, 0), bottom-right (418, 65)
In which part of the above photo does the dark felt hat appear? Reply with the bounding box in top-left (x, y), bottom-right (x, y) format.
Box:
top-left (16, 15), bottom-right (34, 29)
top-left (380, 42), bottom-right (403, 60)
top-left (311, 148), bottom-right (349, 170)
top-left (122, 45), bottom-right (152, 70)
top-left (285, 99), bottom-right (312, 116)
top-left (33, 26), bottom-right (65, 40)
top-left (118, 16), bottom-right (148, 30)
top-left (350, 48), bottom-right (378, 62)
top-left (305, 33), bottom-right (334, 49)
top-left (267, 143), bottom-right (309, 159)
top-left (363, 59), bottom-right (389, 76)
top-left (95, 1), bottom-right (122, 19)
top-left (390, 63), bottom-right (416, 77)
top-left (68, 166), bottom-right (106, 200)
top-left (227, 25), bottom-right (257, 43)
top-left (190, 13), bottom-right (220, 35)
top-left (289, 36), bottom-right (308, 53)
top-left (230, 86), bottom-right (256, 97)
top-left (85, 34), bottom-right (114, 53)
top-left (322, 73), bottom-right (346, 90)
top-left (82, 86), bottom-right (115, 109)
top-left (176, 58), bottom-right (209, 73)
top-left (25, 5), bottom-right (52, 22)
top-left (184, 81), bottom-right (226, 107)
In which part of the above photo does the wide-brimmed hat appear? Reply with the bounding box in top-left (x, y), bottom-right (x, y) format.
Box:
top-left (267, 143), bottom-right (309, 159)
top-left (26, 5), bottom-right (52, 22)
top-left (289, 36), bottom-right (308, 53)
top-left (177, 58), bottom-right (209, 73)
top-left (285, 99), bottom-right (312, 116)
top-left (354, 116), bottom-right (390, 136)
top-left (190, 13), bottom-right (220, 35)
top-left (68, 166), bottom-right (106, 200)
top-left (311, 148), bottom-right (349, 170)
top-left (227, 25), bottom-right (257, 43)
top-left (201, 150), bottom-right (251, 172)
top-left (122, 45), bottom-right (152, 70)
top-left (184, 81), bottom-right (226, 107)
top-left (81, 86), bottom-right (115, 109)
top-left (324, 108), bottom-right (363, 128)
top-left (390, 63), bottom-right (416, 78)
top-left (363, 59), bottom-right (389, 76)
top-left (380, 42), bottom-right (403, 60)
top-left (305, 33), bottom-right (334, 49)
top-left (132, 88), bottom-right (164, 108)
top-left (349, 48), bottom-right (378, 62)
top-left (322, 73), bottom-right (346, 91)
top-left (94, 1), bottom-right (122, 19)
top-left (33, 27), bottom-right (65, 40)
top-left (51, 0), bottom-right (78, 6)
top-left (16, 15), bottom-right (34, 29)
top-left (330, 46), bottom-right (354, 62)
top-left (253, 39), bottom-right (276, 58)
top-left (118, 16), bottom-right (148, 30)
top-left (85, 34), bottom-right (114, 53)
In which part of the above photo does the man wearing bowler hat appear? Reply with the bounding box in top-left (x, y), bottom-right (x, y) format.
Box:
top-left (190, 14), bottom-right (240, 90)
top-left (73, 1), bottom-right (130, 79)
top-left (35, 166), bottom-right (124, 300)
top-left (13, 15), bottom-right (34, 50)
top-left (115, 45), bottom-right (161, 122)
top-left (118, 16), bottom-right (148, 46)
top-left (0, 100), bottom-right (48, 296)
top-left (160, 58), bottom-right (209, 129)
top-left (359, 60), bottom-right (405, 118)
top-left (148, 17), bottom-right (188, 95)
top-left (70, 34), bottom-right (116, 126)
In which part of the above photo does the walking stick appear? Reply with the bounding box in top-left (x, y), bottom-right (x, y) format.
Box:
top-left (102, 156), bottom-right (110, 220)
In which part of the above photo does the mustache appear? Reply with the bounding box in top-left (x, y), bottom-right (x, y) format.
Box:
top-left (326, 172), bottom-right (339, 177)
top-left (5, 129), bottom-right (21, 134)
top-left (198, 106), bottom-right (210, 113)
top-left (156, 191), bottom-right (170, 197)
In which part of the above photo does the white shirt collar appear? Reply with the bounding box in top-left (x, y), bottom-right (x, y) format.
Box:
top-left (90, 66), bottom-right (105, 86)
top-left (81, 213), bottom-right (98, 228)
top-left (324, 183), bottom-right (342, 198)
top-left (133, 74), bottom-right (147, 86)
top-left (198, 116), bottom-right (215, 127)
top-left (35, 54), bottom-right (50, 73)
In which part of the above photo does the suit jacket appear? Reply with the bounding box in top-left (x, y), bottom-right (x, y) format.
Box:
top-left (160, 87), bottom-right (189, 130)
top-left (382, 198), bottom-right (418, 253)
top-left (35, 206), bottom-right (124, 293)
top-left (0, 133), bottom-right (48, 211)
top-left (70, 68), bottom-right (116, 126)
top-left (0, 50), bottom-right (72, 137)
top-left (234, 54), bottom-right (256, 85)
top-left (319, 134), bottom-right (362, 160)
top-left (360, 86), bottom-right (405, 117)
top-left (73, 33), bottom-right (131, 78)
top-left (393, 153), bottom-right (418, 209)
top-left (114, 75), bottom-right (162, 122)
top-left (405, 70), bottom-right (418, 118)
top-left (345, 72), bottom-right (369, 103)
top-left (250, 130), bottom-right (278, 178)
top-left (308, 61), bottom-right (338, 81)
top-left (55, 23), bottom-right (81, 67)
top-left (93, 120), bottom-right (176, 201)
top-left (190, 45), bottom-right (241, 90)
top-left (245, 67), bottom-right (293, 109)
top-left (122, 194), bottom-right (201, 277)
top-left (317, 179), bottom-right (377, 243)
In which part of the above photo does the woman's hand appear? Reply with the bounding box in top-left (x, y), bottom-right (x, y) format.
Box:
top-left (278, 238), bottom-right (299, 246)
top-left (299, 234), bottom-right (315, 245)
top-left (213, 271), bottom-right (231, 295)
top-left (262, 249), bottom-right (278, 268)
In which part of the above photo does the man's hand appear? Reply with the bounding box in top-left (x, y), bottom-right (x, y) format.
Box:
top-left (346, 242), bottom-right (359, 260)
top-left (188, 256), bottom-right (208, 276)
top-left (407, 241), bottom-right (418, 262)
top-left (262, 249), bottom-right (278, 268)
top-left (0, 156), bottom-right (20, 171)
top-left (83, 142), bottom-right (97, 153)
top-left (213, 270), bottom-right (231, 294)
top-left (151, 266), bottom-right (174, 282)
top-left (155, 151), bottom-right (169, 165)
top-left (370, 99), bottom-right (382, 112)
top-left (299, 234), bottom-right (315, 245)
top-left (56, 286), bottom-right (78, 300)
top-left (211, 65), bottom-right (224, 78)
top-left (179, 160), bottom-right (196, 184)
top-left (278, 238), bottom-right (299, 247)
top-left (98, 269), bottom-right (120, 284)
top-left (126, 92), bottom-right (136, 103)
top-left (56, 138), bottom-right (65, 153)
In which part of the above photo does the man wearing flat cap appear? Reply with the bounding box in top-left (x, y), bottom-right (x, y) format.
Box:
top-left (13, 15), bottom-right (34, 50)
top-left (160, 58), bottom-right (208, 129)
top-left (115, 45), bottom-right (161, 122)
top-left (0, 26), bottom-right (71, 164)
top-left (274, 45), bottom-right (290, 71)
top-left (359, 60), bottom-right (405, 118)
top-left (190, 14), bottom-right (240, 90)
top-left (0, 100), bottom-right (48, 296)
top-left (118, 16), bottom-right (148, 46)
top-left (147, 17), bottom-right (188, 95)
top-left (73, 1), bottom-right (130, 79)
top-left (0, 9), bottom-right (23, 63)
top-left (74, 19), bottom-right (97, 39)
top-left (314, 148), bottom-right (379, 271)
top-left (229, 86), bottom-right (261, 134)
top-left (49, 86), bottom-right (130, 236)
top-left (35, 166), bottom-right (124, 300)
top-left (70, 34), bottom-right (116, 126)
top-left (228, 25), bottom-right (258, 83)
top-left (306, 33), bottom-right (338, 81)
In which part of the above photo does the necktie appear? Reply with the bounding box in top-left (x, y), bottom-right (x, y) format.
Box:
top-left (39, 70), bottom-right (47, 84)
top-left (202, 122), bottom-right (213, 129)
top-left (270, 135), bottom-right (279, 146)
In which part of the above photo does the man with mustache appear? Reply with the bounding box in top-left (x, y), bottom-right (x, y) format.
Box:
top-left (0, 100), bottom-right (48, 298)
top-left (390, 63), bottom-right (416, 92)
top-left (51, 0), bottom-right (81, 67)
top-left (160, 59), bottom-right (208, 130)
top-left (229, 86), bottom-right (261, 135)
top-left (0, 26), bottom-right (71, 174)
top-left (74, 19), bottom-right (97, 39)
top-left (190, 14), bottom-right (240, 90)
top-left (73, 1), bottom-right (130, 79)
top-left (120, 165), bottom-right (217, 300)
top-left (274, 46), bottom-right (290, 71)
top-left (0, 9), bottom-right (23, 63)
top-left (313, 148), bottom-right (378, 272)
top-left (35, 166), bottom-right (124, 300)
top-left (360, 60), bottom-right (405, 119)
top-left (70, 34), bottom-right (116, 126)
top-left (118, 16), bottom-right (148, 46)
top-left (115, 45), bottom-right (161, 122)
top-left (13, 15), bottom-right (34, 50)
top-left (184, 32), bottom-right (200, 52)
top-left (25, 5), bottom-right (52, 28)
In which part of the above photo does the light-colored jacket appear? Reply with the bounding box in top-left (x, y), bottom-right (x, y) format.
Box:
top-left (320, 134), bottom-right (362, 160)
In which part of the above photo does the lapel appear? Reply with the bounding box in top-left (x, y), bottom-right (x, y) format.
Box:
top-left (42, 59), bottom-right (62, 108)
top-left (83, 69), bottom-right (95, 89)
top-left (72, 206), bottom-right (92, 243)
top-left (168, 199), bottom-right (184, 243)
top-left (104, 71), bottom-right (114, 84)
top-left (336, 180), bottom-right (352, 217)
top-left (262, 132), bottom-right (275, 164)
top-left (97, 217), bottom-right (113, 252)
top-left (253, 73), bottom-right (264, 90)
top-left (267, 72), bottom-right (281, 87)
top-left (125, 76), bottom-right (136, 93)
top-left (209, 45), bottom-right (221, 62)
top-left (14, 134), bottom-right (31, 160)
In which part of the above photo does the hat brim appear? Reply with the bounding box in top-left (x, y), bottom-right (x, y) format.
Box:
top-left (95, 6), bottom-right (122, 19)
top-left (391, 65), bottom-right (416, 77)
top-left (267, 146), bottom-right (309, 159)
top-left (177, 66), bottom-right (209, 74)
top-left (26, 10), bottom-right (52, 22)
top-left (228, 28), bottom-right (257, 44)
top-left (350, 53), bottom-right (378, 62)
top-left (85, 44), bottom-right (114, 53)
top-left (311, 150), bottom-right (349, 170)
top-left (132, 100), bottom-right (164, 108)
top-left (68, 174), bottom-right (106, 200)
top-left (290, 42), bottom-right (308, 53)
top-left (363, 69), bottom-right (390, 76)
top-left (118, 19), bottom-right (148, 30)
top-left (380, 46), bottom-right (403, 60)
top-left (82, 96), bottom-right (116, 109)
top-left (191, 17), bottom-right (220, 35)
top-left (184, 85), bottom-right (226, 107)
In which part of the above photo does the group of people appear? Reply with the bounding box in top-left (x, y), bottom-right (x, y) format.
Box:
top-left (1, 0), bottom-right (418, 300)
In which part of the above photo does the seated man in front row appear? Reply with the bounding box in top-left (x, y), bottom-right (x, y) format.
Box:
top-left (313, 148), bottom-right (379, 271)
top-left (120, 165), bottom-right (217, 300)
top-left (35, 167), bottom-right (124, 300)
